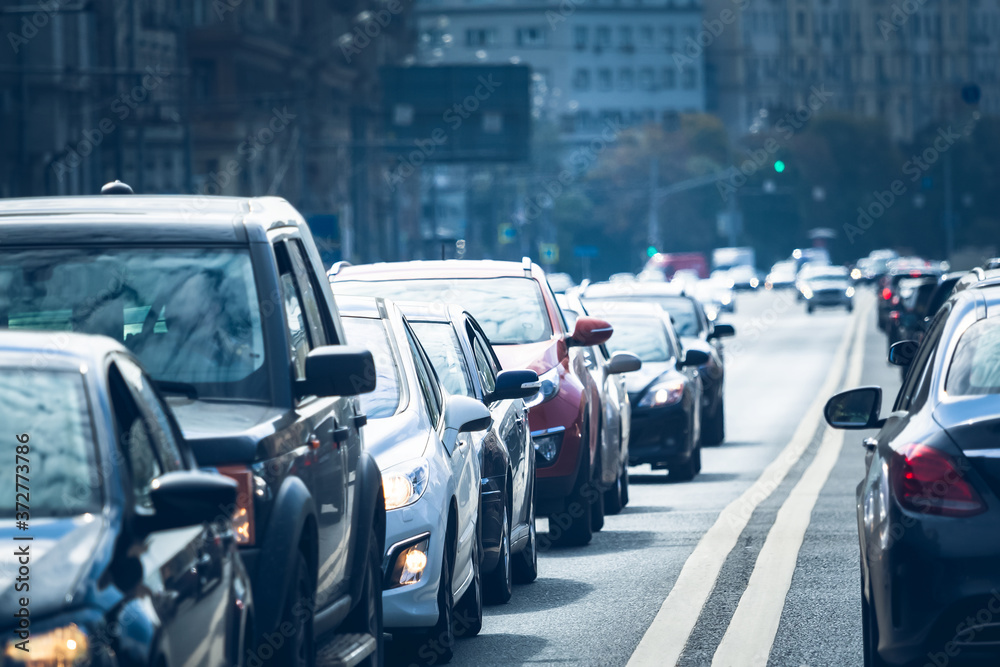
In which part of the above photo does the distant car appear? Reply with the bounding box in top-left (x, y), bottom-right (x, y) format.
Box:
top-left (727, 264), bottom-right (760, 290)
top-left (338, 297), bottom-right (490, 663)
top-left (886, 276), bottom-right (939, 351)
top-left (696, 271), bottom-right (736, 313)
top-left (331, 259), bottom-right (615, 548)
top-left (877, 261), bottom-right (942, 330)
top-left (825, 276), bottom-right (1000, 667)
top-left (401, 301), bottom-right (541, 602)
top-left (798, 265), bottom-right (855, 313)
top-left (556, 292), bottom-right (642, 513)
top-left (589, 302), bottom-right (708, 481)
top-left (765, 260), bottom-right (798, 290)
top-left (579, 282), bottom-right (734, 446)
top-left (0, 332), bottom-right (253, 667)
top-left (547, 272), bottom-right (576, 294)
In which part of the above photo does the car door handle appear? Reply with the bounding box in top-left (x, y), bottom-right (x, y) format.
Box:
top-left (352, 414), bottom-right (368, 429)
top-left (863, 437), bottom-right (878, 451)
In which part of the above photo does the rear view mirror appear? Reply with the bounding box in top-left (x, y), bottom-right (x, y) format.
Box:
top-left (679, 349), bottom-right (710, 368)
top-left (142, 471), bottom-right (237, 535)
top-left (298, 345), bottom-right (376, 397)
top-left (488, 370), bottom-right (540, 402)
top-left (568, 316), bottom-right (613, 347)
top-left (708, 324), bottom-right (735, 339)
top-left (445, 395), bottom-right (493, 434)
top-left (824, 387), bottom-right (883, 430)
top-left (888, 340), bottom-right (919, 367)
top-left (607, 351), bottom-right (642, 375)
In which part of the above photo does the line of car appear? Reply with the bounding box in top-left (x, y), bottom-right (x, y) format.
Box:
top-left (0, 190), bottom-right (737, 667)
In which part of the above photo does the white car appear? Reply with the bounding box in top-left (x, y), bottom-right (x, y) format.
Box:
top-left (338, 296), bottom-right (490, 664)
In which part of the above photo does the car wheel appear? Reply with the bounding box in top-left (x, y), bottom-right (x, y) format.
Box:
top-left (603, 467), bottom-right (624, 515)
top-left (483, 503), bottom-right (512, 604)
top-left (861, 572), bottom-right (889, 667)
top-left (590, 474), bottom-right (605, 532)
top-left (343, 525), bottom-right (384, 667)
top-left (667, 431), bottom-right (699, 483)
top-left (512, 494), bottom-right (538, 584)
top-left (702, 398), bottom-right (725, 447)
top-left (410, 536), bottom-right (455, 664)
top-left (269, 550), bottom-right (315, 667)
top-left (619, 464), bottom-right (629, 507)
top-left (547, 429), bottom-right (593, 548)
top-left (454, 530), bottom-right (483, 638)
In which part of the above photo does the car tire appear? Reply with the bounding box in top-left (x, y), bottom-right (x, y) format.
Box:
top-left (512, 495), bottom-right (538, 584)
top-left (343, 525), bottom-right (384, 667)
top-left (603, 468), bottom-right (624, 515)
top-left (454, 531), bottom-right (483, 638)
top-left (483, 503), bottom-right (513, 605)
top-left (667, 431), bottom-right (699, 483)
top-left (405, 535), bottom-right (455, 665)
top-left (619, 464), bottom-right (629, 508)
top-left (269, 550), bottom-right (315, 667)
top-left (590, 475), bottom-right (605, 532)
top-left (547, 430), bottom-right (593, 548)
top-left (702, 399), bottom-right (725, 447)
top-left (861, 572), bottom-right (889, 667)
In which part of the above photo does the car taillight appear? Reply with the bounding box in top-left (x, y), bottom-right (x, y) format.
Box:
top-left (881, 287), bottom-right (892, 300)
top-left (891, 444), bottom-right (985, 517)
top-left (889, 310), bottom-right (900, 321)
top-left (217, 465), bottom-right (256, 545)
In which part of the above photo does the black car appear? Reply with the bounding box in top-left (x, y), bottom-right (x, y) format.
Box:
top-left (588, 302), bottom-right (708, 481)
top-left (825, 277), bottom-right (1000, 666)
top-left (886, 276), bottom-right (939, 351)
top-left (0, 193), bottom-right (385, 666)
top-left (579, 283), bottom-right (734, 446)
top-left (0, 332), bottom-right (253, 666)
top-left (877, 263), bottom-right (941, 330)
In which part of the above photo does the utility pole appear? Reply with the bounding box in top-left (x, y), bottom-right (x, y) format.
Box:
top-left (943, 148), bottom-right (954, 261)
top-left (647, 157), bottom-right (659, 248)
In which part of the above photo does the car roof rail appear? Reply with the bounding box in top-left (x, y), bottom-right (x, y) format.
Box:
top-left (328, 260), bottom-right (352, 277)
top-left (101, 180), bottom-right (134, 195)
top-left (522, 256), bottom-right (533, 276)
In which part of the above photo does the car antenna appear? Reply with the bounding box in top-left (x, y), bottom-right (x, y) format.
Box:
top-left (101, 180), bottom-right (134, 195)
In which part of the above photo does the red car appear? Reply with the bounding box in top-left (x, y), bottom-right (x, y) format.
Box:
top-left (330, 258), bottom-right (614, 547)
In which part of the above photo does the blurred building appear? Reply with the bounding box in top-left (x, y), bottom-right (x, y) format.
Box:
top-left (415, 0), bottom-right (706, 137)
top-left (706, 0), bottom-right (999, 140)
top-left (0, 0), bottom-right (415, 262)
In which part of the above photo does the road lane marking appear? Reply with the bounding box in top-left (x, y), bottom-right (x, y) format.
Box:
top-left (627, 302), bottom-right (864, 667)
top-left (710, 298), bottom-right (869, 667)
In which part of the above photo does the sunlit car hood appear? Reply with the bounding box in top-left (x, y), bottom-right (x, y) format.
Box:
top-left (624, 361), bottom-right (677, 397)
top-left (0, 515), bottom-right (107, 624)
top-left (365, 407), bottom-right (431, 471)
top-left (493, 337), bottom-right (565, 375)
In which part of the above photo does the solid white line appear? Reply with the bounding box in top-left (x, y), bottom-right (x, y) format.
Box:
top-left (627, 304), bottom-right (863, 667)
top-left (710, 299), bottom-right (869, 667)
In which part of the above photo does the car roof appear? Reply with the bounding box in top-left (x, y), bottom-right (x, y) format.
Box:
top-left (396, 301), bottom-right (464, 324)
top-left (332, 259), bottom-right (543, 281)
top-left (580, 300), bottom-right (668, 318)
top-left (0, 330), bottom-right (122, 369)
top-left (581, 282), bottom-right (686, 298)
top-left (0, 195), bottom-right (309, 245)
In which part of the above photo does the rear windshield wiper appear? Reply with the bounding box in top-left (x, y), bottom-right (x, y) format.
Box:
top-left (154, 380), bottom-right (199, 399)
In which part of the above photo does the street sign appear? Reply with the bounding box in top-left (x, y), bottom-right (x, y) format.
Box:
top-left (539, 243), bottom-right (559, 264)
top-left (574, 245), bottom-right (599, 259)
top-left (498, 223), bottom-right (516, 245)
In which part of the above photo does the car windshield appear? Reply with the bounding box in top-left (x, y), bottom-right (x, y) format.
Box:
top-left (332, 277), bottom-right (552, 344)
top-left (806, 268), bottom-right (849, 282)
top-left (583, 295), bottom-right (701, 337)
top-left (946, 319), bottom-right (1000, 396)
top-left (341, 316), bottom-right (402, 419)
top-left (0, 369), bottom-right (101, 518)
top-left (0, 247), bottom-right (267, 402)
top-left (603, 316), bottom-right (674, 362)
top-left (409, 321), bottom-right (474, 397)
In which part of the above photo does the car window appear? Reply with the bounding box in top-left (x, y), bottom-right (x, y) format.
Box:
top-left (583, 295), bottom-right (700, 337)
top-left (405, 324), bottom-right (442, 425)
top-left (603, 315), bottom-right (674, 362)
top-left (410, 321), bottom-right (475, 398)
top-left (0, 247), bottom-right (267, 401)
top-left (471, 333), bottom-right (498, 395)
top-left (279, 272), bottom-right (310, 381)
top-left (109, 363), bottom-right (162, 512)
top-left (341, 316), bottom-right (402, 419)
top-left (946, 317), bottom-right (1000, 396)
top-left (289, 240), bottom-right (334, 346)
top-left (895, 306), bottom-right (949, 411)
top-left (333, 277), bottom-right (553, 344)
top-left (116, 356), bottom-right (184, 472)
top-left (0, 368), bottom-right (101, 518)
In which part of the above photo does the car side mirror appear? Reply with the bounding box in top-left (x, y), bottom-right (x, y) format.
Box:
top-left (888, 340), bottom-right (919, 367)
top-left (140, 471), bottom-right (237, 535)
top-left (445, 394), bottom-right (493, 433)
top-left (297, 345), bottom-right (376, 398)
top-left (488, 370), bottom-right (540, 402)
top-left (708, 324), bottom-right (735, 340)
top-left (607, 351), bottom-right (642, 375)
top-left (824, 386), bottom-right (883, 430)
top-left (679, 349), bottom-right (710, 368)
top-left (568, 316), bottom-right (613, 347)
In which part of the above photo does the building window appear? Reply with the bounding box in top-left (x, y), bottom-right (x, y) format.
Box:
top-left (639, 67), bottom-right (654, 90)
top-left (467, 28), bottom-right (496, 47)
top-left (596, 26), bottom-right (611, 48)
top-left (639, 25), bottom-right (654, 48)
top-left (516, 27), bottom-right (548, 47)
top-left (661, 26), bottom-right (675, 50)
top-left (619, 26), bottom-right (634, 51)
top-left (619, 68), bottom-right (634, 90)
top-left (574, 26), bottom-right (588, 50)
top-left (682, 65), bottom-right (697, 89)
top-left (662, 67), bottom-right (677, 89)
top-left (796, 11), bottom-right (805, 36)
top-left (598, 68), bottom-right (612, 91)
top-left (573, 68), bottom-right (591, 91)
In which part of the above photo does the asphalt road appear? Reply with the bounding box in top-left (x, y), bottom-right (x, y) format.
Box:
top-left (391, 288), bottom-right (901, 667)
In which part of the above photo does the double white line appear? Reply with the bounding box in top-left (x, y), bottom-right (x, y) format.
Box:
top-left (629, 298), bottom-right (870, 667)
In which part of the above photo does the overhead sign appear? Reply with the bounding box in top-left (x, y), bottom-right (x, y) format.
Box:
top-left (498, 223), bottom-right (516, 245)
top-left (539, 243), bottom-right (559, 264)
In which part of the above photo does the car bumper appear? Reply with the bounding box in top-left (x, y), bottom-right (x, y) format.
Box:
top-left (627, 403), bottom-right (690, 465)
top-left (807, 292), bottom-right (852, 307)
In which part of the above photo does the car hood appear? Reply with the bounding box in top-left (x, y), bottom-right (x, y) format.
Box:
top-left (365, 408), bottom-right (432, 472)
top-left (0, 515), bottom-right (110, 626)
top-left (167, 399), bottom-right (290, 466)
top-left (493, 337), bottom-right (565, 375)
top-left (625, 361), bottom-right (677, 398)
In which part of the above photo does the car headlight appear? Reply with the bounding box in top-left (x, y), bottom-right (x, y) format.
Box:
top-left (846, 286), bottom-right (856, 297)
top-left (4, 623), bottom-right (90, 666)
top-left (524, 366), bottom-right (560, 409)
top-left (383, 459), bottom-right (429, 510)
top-left (801, 286), bottom-right (813, 299)
top-left (637, 379), bottom-right (685, 408)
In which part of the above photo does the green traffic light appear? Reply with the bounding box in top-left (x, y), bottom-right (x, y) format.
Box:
top-left (646, 246), bottom-right (657, 258)
top-left (774, 160), bottom-right (785, 173)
